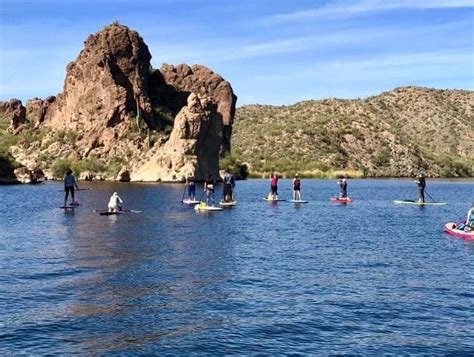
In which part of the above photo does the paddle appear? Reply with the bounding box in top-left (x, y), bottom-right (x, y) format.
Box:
top-left (199, 189), bottom-right (206, 203)
top-left (93, 209), bottom-right (141, 213)
top-left (181, 182), bottom-right (187, 202)
top-left (425, 190), bottom-right (436, 202)
top-left (58, 188), bottom-right (91, 192)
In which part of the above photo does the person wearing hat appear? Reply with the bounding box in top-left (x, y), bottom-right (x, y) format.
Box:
top-left (337, 176), bottom-right (348, 199)
top-left (414, 173), bottom-right (426, 203)
top-left (108, 192), bottom-right (123, 212)
top-left (292, 173), bottom-right (302, 201)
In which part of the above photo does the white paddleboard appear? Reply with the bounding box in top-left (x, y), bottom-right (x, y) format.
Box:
top-left (393, 200), bottom-right (447, 206)
top-left (183, 199), bottom-right (200, 205)
top-left (220, 200), bottom-right (237, 207)
top-left (289, 200), bottom-right (308, 203)
top-left (263, 198), bottom-right (286, 202)
top-left (194, 204), bottom-right (224, 211)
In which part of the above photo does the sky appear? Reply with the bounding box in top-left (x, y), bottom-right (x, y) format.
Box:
top-left (0, 0), bottom-right (473, 106)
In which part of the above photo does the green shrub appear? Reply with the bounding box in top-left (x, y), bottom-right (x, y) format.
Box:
top-left (220, 154), bottom-right (249, 179)
top-left (373, 147), bottom-right (391, 167)
top-left (51, 158), bottom-right (73, 178)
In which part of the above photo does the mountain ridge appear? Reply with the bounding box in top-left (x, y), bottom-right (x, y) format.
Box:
top-left (232, 86), bottom-right (473, 178)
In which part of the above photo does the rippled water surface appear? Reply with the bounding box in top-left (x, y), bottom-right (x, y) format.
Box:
top-left (1, 179), bottom-right (473, 354)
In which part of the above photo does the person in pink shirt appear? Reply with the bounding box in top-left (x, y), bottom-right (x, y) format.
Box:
top-left (269, 173), bottom-right (279, 199)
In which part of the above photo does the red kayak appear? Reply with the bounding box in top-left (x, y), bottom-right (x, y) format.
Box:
top-left (444, 222), bottom-right (474, 240)
top-left (330, 197), bottom-right (353, 203)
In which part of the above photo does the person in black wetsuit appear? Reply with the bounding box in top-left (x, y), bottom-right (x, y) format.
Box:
top-left (414, 173), bottom-right (426, 203)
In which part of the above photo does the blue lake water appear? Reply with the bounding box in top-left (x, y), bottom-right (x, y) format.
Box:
top-left (1, 179), bottom-right (473, 354)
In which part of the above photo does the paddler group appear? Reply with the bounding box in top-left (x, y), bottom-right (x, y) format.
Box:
top-left (60, 167), bottom-right (473, 238)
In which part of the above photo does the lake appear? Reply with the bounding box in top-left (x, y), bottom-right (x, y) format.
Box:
top-left (1, 179), bottom-right (473, 354)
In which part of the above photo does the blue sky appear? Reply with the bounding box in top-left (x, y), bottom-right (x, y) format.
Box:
top-left (0, 0), bottom-right (473, 106)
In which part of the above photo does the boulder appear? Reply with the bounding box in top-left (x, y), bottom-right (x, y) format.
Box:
top-left (0, 99), bottom-right (27, 130)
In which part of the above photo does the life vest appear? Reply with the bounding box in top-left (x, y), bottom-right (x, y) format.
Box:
top-left (293, 178), bottom-right (301, 190)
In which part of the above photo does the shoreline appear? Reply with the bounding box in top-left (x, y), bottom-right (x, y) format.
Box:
top-left (2, 177), bottom-right (473, 186)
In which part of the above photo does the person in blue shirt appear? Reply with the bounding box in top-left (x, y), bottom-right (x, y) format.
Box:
top-left (64, 169), bottom-right (79, 207)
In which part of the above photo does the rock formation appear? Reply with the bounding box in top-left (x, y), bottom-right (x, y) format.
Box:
top-left (1, 23), bottom-right (237, 182)
top-left (26, 96), bottom-right (55, 126)
top-left (0, 99), bottom-right (26, 131)
top-left (151, 64), bottom-right (237, 153)
top-left (131, 93), bottom-right (222, 181)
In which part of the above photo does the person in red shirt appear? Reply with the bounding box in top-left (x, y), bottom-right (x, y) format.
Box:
top-left (269, 173), bottom-right (279, 199)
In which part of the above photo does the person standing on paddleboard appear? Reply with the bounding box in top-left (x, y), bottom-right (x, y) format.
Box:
top-left (337, 177), bottom-right (348, 199)
top-left (108, 192), bottom-right (123, 212)
top-left (414, 173), bottom-right (426, 203)
top-left (222, 169), bottom-right (235, 202)
top-left (64, 169), bottom-right (79, 207)
top-left (292, 173), bottom-right (302, 201)
top-left (269, 173), bottom-right (279, 199)
top-left (204, 174), bottom-right (215, 206)
top-left (186, 174), bottom-right (196, 201)
top-left (465, 204), bottom-right (474, 229)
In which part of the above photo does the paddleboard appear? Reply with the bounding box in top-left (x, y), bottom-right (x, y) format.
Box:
top-left (393, 200), bottom-right (447, 206)
top-left (182, 199), bottom-right (200, 205)
top-left (220, 200), bottom-right (237, 207)
top-left (330, 197), bottom-right (352, 203)
top-left (59, 206), bottom-right (76, 210)
top-left (263, 198), bottom-right (286, 202)
top-left (290, 199), bottom-right (308, 203)
top-left (194, 203), bottom-right (223, 211)
top-left (99, 211), bottom-right (124, 216)
top-left (444, 222), bottom-right (474, 239)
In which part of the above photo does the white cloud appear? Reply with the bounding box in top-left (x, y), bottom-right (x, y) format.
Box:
top-left (268, 0), bottom-right (474, 24)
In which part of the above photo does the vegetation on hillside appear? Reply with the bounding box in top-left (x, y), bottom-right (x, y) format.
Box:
top-left (232, 87), bottom-right (473, 178)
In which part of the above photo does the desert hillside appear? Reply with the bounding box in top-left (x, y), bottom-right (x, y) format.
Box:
top-left (233, 87), bottom-right (473, 178)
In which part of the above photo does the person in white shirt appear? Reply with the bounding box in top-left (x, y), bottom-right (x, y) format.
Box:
top-left (108, 192), bottom-right (123, 212)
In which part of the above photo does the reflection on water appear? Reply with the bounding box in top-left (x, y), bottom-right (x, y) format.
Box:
top-left (0, 179), bottom-right (473, 354)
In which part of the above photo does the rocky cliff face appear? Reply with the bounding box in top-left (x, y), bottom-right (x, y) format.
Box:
top-left (131, 93), bottom-right (222, 181)
top-left (2, 23), bottom-right (237, 182)
top-left (151, 64), bottom-right (237, 153)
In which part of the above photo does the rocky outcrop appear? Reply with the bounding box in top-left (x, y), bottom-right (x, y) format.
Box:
top-left (151, 63), bottom-right (237, 153)
top-left (0, 99), bottom-right (26, 131)
top-left (26, 96), bottom-right (55, 126)
top-left (2, 23), bottom-right (237, 182)
top-left (44, 23), bottom-right (154, 131)
top-left (131, 93), bottom-right (221, 181)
